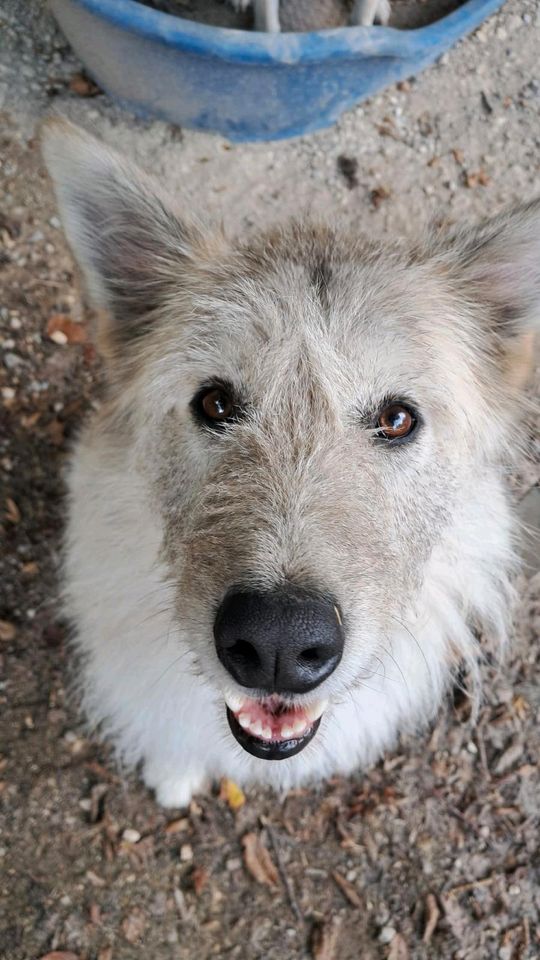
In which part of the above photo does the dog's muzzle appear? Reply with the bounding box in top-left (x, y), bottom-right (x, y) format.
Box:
top-left (214, 586), bottom-right (343, 759)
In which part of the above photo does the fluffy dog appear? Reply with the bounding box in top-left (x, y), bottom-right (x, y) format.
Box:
top-left (42, 120), bottom-right (538, 807)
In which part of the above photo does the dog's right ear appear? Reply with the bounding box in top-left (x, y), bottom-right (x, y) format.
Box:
top-left (41, 118), bottom-right (214, 347)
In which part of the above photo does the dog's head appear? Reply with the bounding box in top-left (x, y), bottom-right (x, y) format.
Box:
top-left (43, 120), bottom-right (538, 765)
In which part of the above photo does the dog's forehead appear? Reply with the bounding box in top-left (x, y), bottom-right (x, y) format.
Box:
top-left (184, 233), bottom-right (448, 386)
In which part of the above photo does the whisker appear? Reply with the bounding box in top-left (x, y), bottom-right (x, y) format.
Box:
top-left (388, 613), bottom-right (432, 684)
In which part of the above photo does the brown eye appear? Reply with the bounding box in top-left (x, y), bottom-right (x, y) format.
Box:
top-left (193, 384), bottom-right (239, 429)
top-left (376, 403), bottom-right (417, 441)
top-left (202, 388), bottom-right (233, 421)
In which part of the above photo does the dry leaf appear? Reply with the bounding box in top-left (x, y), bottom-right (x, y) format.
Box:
top-left (494, 741), bottom-right (523, 775)
top-left (0, 620), bottom-right (16, 641)
top-left (377, 119), bottom-right (401, 141)
top-left (512, 695), bottom-right (529, 719)
top-left (192, 866), bottom-right (208, 895)
top-left (46, 314), bottom-right (87, 345)
top-left (47, 419), bottom-right (65, 446)
top-left (86, 869), bottom-right (106, 887)
top-left (370, 185), bottom-right (391, 208)
top-left (310, 918), bottom-right (340, 959)
top-left (5, 497), bottom-right (20, 523)
top-left (422, 893), bottom-right (440, 944)
top-left (220, 777), bottom-right (245, 810)
top-left (388, 933), bottom-right (409, 960)
top-left (21, 412), bottom-right (41, 429)
top-left (464, 168), bottom-right (491, 188)
top-left (332, 870), bottom-right (363, 908)
top-left (39, 954), bottom-right (80, 960)
top-left (241, 831), bottom-right (279, 887)
top-left (69, 72), bottom-right (101, 97)
top-left (451, 148), bottom-right (465, 165)
top-left (122, 907), bottom-right (146, 943)
top-left (89, 902), bottom-right (101, 925)
top-left (165, 817), bottom-right (189, 834)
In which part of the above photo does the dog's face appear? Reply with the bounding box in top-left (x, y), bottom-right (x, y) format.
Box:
top-left (43, 121), bottom-right (538, 767)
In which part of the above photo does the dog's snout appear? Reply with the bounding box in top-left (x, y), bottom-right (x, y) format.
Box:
top-left (214, 588), bottom-right (344, 694)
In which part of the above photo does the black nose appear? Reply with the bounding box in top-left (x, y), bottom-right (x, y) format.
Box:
top-left (214, 587), bottom-right (344, 694)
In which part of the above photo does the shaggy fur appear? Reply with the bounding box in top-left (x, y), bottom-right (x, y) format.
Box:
top-left (42, 120), bottom-right (538, 807)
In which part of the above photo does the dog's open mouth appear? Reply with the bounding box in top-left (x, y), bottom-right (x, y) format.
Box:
top-left (225, 693), bottom-right (326, 760)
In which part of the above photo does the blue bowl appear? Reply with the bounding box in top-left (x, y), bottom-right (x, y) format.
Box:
top-left (50, 0), bottom-right (505, 141)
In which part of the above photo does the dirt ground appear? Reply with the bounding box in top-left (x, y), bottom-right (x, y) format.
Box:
top-left (1, 1), bottom-right (539, 959)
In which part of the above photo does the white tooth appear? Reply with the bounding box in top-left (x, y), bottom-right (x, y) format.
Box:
top-left (250, 720), bottom-right (263, 738)
top-left (280, 725), bottom-right (294, 739)
top-left (292, 719), bottom-right (307, 736)
top-left (305, 698), bottom-right (328, 723)
top-left (262, 726), bottom-right (273, 740)
top-left (238, 713), bottom-right (251, 730)
top-left (226, 692), bottom-right (246, 713)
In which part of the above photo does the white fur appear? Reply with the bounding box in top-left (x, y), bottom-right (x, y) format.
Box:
top-left (64, 420), bottom-right (515, 806)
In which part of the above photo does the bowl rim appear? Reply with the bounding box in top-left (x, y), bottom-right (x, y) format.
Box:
top-left (63, 0), bottom-right (506, 64)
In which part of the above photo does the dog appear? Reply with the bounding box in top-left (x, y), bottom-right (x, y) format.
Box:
top-left (42, 119), bottom-right (538, 807)
top-left (232, 0), bottom-right (391, 32)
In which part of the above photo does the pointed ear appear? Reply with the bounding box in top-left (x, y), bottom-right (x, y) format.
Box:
top-left (41, 118), bottom-right (210, 346)
top-left (445, 200), bottom-right (540, 336)
top-left (431, 200), bottom-right (540, 389)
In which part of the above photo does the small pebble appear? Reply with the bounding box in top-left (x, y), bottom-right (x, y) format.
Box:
top-left (3, 352), bottom-right (22, 369)
top-left (49, 330), bottom-right (68, 345)
top-left (379, 926), bottom-right (396, 944)
top-left (122, 828), bottom-right (141, 844)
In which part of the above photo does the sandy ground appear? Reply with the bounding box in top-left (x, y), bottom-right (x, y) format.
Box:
top-left (0, 1), bottom-right (539, 958)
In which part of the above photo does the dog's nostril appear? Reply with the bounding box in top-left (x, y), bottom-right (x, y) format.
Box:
top-left (227, 639), bottom-right (261, 669)
top-left (298, 647), bottom-right (322, 664)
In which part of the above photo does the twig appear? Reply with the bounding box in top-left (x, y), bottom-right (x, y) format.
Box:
top-left (263, 819), bottom-right (303, 922)
top-left (448, 874), bottom-right (499, 896)
top-left (520, 917), bottom-right (530, 959)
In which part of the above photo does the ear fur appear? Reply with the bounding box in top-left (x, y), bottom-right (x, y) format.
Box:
top-left (427, 200), bottom-right (540, 388)
top-left (442, 200), bottom-right (540, 335)
top-left (41, 118), bottom-right (209, 346)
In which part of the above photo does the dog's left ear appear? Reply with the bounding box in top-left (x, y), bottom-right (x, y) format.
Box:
top-left (441, 200), bottom-right (540, 387)
top-left (41, 117), bottom-right (218, 354)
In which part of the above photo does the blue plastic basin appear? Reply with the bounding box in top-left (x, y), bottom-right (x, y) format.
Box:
top-left (49, 0), bottom-right (506, 141)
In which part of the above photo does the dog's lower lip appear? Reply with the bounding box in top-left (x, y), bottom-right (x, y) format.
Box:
top-left (226, 707), bottom-right (321, 760)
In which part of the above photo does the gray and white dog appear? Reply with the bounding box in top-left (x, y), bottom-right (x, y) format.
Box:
top-left (42, 120), bottom-right (538, 807)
